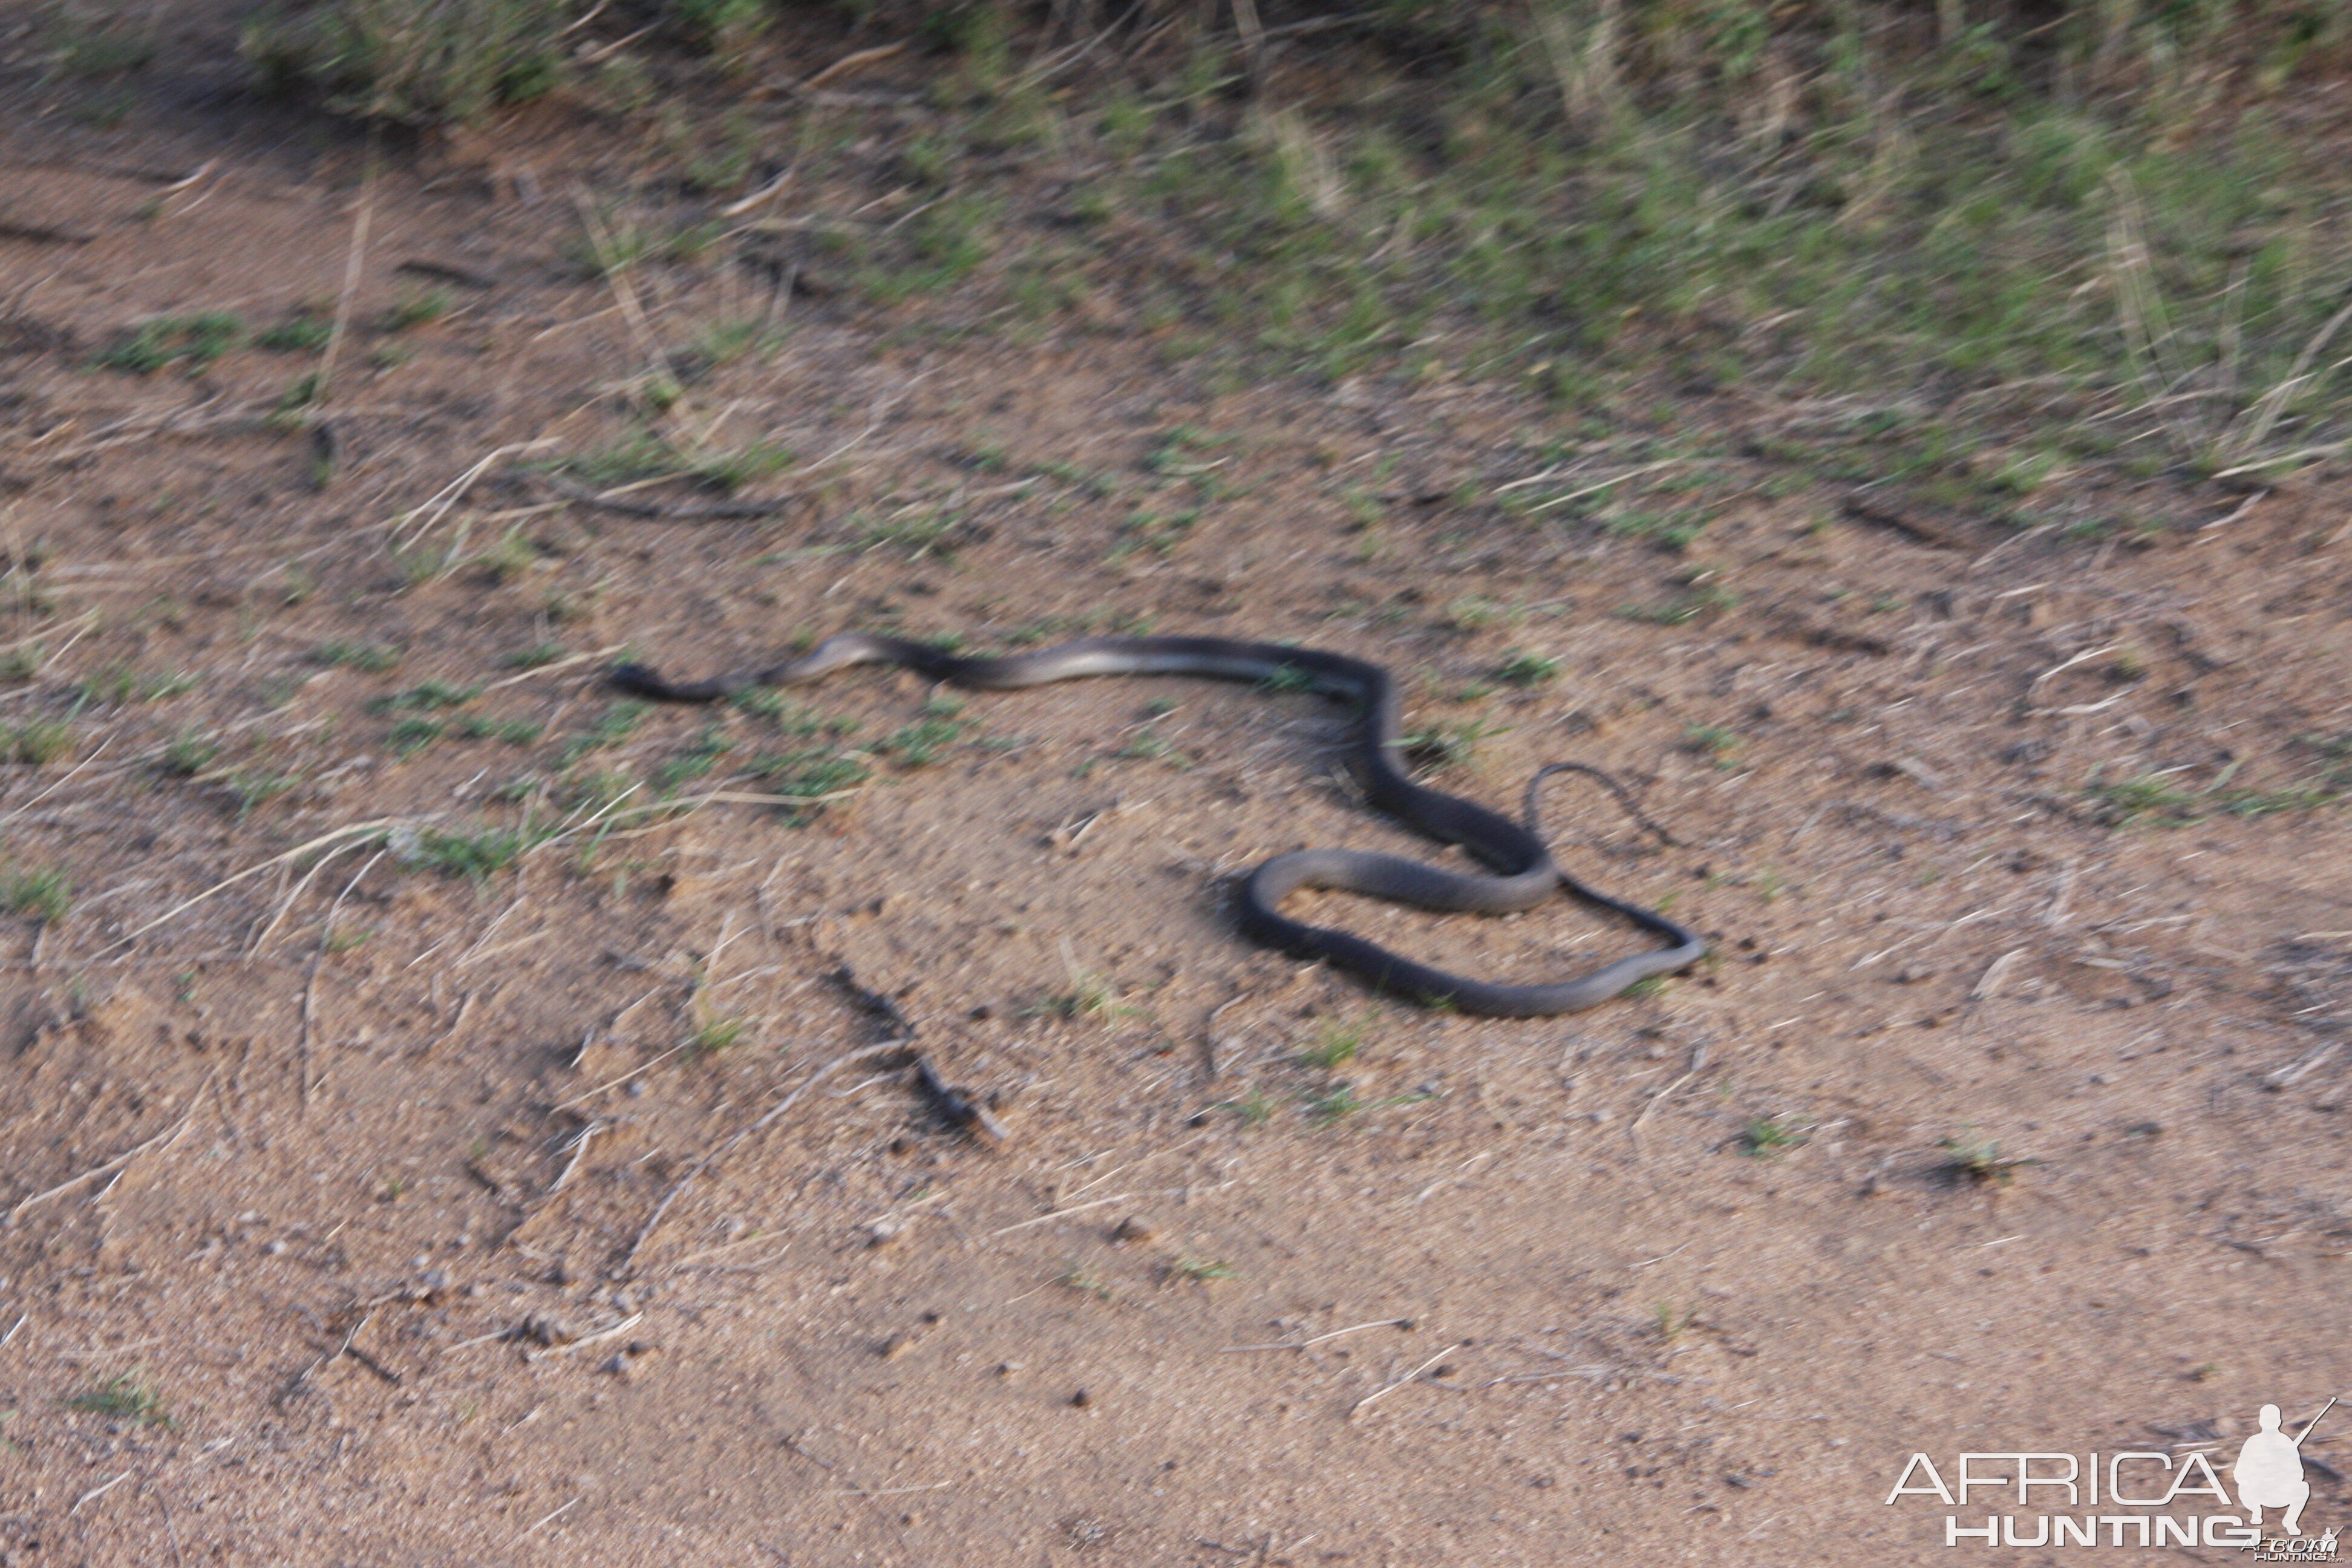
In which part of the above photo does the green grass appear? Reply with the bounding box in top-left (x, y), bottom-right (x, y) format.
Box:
top-left (76, 667), bottom-right (197, 705)
top-left (1618, 581), bottom-right (1737, 626)
top-left (384, 287), bottom-right (452, 330)
top-left (744, 748), bottom-right (869, 823)
top-left (1060, 1264), bottom-right (1112, 1302)
top-left (1742, 1116), bottom-right (1809, 1158)
top-left (1941, 1132), bottom-right (2037, 1187)
top-left (465, 527), bottom-right (537, 583)
top-left (1169, 1255), bottom-right (1238, 1282)
top-left (560, 431), bottom-right (793, 494)
top-left (2084, 758), bottom-right (2347, 826)
top-left (1609, 508), bottom-right (1713, 552)
top-left (1304, 1083), bottom-right (1434, 1124)
top-left (558, 701), bottom-right (645, 767)
top-left (3, 719), bottom-right (74, 765)
top-left (452, 714), bottom-right (543, 746)
top-left (1684, 724), bottom-right (1740, 769)
top-left (97, 313), bottom-right (243, 374)
top-left (0, 865), bottom-right (70, 924)
top-left (1033, 971), bottom-right (1123, 1022)
top-left (1496, 650), bottom-right (1561, 687)
top-left (258, 313), bottom-right (334, 352)
top-left (1221, 1089), bottom-right (1274, 1127)
top-left (65, 1372), bottom-right (169, 1428)
top-left (373, 679), bottom-right (479, 712)
top-left (466, 7), bottom-right (2352, 480)
top-left (1403, 717), bottom-right (1502, 773)
top-left (314, 640), bottom-right (403, 673)
top-left (241, 0), bottom-right (570, 125)
top-left (408, 821), bottom-right (550, 879)
top-left (654, 727), bottom-right (734, 791)
top-left (877, 699), bottom-right (971, 768)
top-left (389, 716), bottom-right (443, 757)
top-left (49, 11), bottom-right (157, 78)
top-left (849, 507), bottom-right (963, 557)
top-left (1298, 1014), bottom-right (1366, 1070)
top-left (160, 731), bottom-right (220, 778)
top-left (1112, 727), bottom-right (1187, 767)
top-left (692, 1011), bottom-right (748, 1054)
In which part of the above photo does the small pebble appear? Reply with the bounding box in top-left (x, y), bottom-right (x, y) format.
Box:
top-left (1109, 1216), bottom-right (1155, 1244)
top-left (1069, 1389), bottom-right (1091, 1408)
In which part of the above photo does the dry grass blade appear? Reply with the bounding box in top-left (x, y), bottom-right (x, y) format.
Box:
top-left (7, 1111), bottom-right (192, 1223)
top-left (621, 1042), bottom-right (910, 1272)
top-left (106, 818), bottom-right (413, 952)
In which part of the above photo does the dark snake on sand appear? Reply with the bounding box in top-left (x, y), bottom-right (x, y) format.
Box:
top-left (612, 635), bottom-right (1705, 1017)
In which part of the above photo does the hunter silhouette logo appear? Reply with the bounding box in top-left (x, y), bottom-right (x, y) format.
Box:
top-left (1884, 1394), bottom-right (2341, 1551)
top-left (2236, 1399), bottom-right (2334, 1538)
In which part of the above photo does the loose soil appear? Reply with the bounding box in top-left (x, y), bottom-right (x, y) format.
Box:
top-left (2, 8), bottom-right (2349, 1566)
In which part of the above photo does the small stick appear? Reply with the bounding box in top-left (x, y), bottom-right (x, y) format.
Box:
top-left (1218, 1318), bottom-right (1413, 1353)
top-left (301, 848), bottom-right (387, 1106)
top-left (70, 1469), bottom-right (131, 1516)
top-left (532, 1312), bottom-right (642, 1357)
top-left (7, 1112), bottom-right (191, 1222)
top-left (281, 1308), bottom-right (377, 1406)
top-left (1629, 1047), bottom-right (1707, 1140)
top-left (0, 734), bottom-right (112, 833)
top-left (985, 1193), bottom-right (1136, 1237)
top-left (243, 835), bottom-right (365, 957)
top-left (513, 1498), bottom-right (579, 1543)
top-left (158, 1491), bottom-right (186, 1568)
top-left (314, 142), bottom-right (376, 408)
top-left (794, 39), bottom-right (909, 92)
top-left (540, 471), bottom-right (799, 521)
top-left (106, 818), bottom-right (407, 950)
top-left (1348, 1342), bottom-right (1464, 1420)
top-left (622, 1042), bottom-right (909, 1271)
top-left (552, 1037), bottom-right (689, 1112)
top-left (477, 644), bottom-right (624, 693)
top-left (420, 988), bottom-right (480, 1059)
top-left (545, 1122), bottom-right (602, 1198)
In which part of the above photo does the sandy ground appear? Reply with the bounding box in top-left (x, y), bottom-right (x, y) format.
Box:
top-left (1, 8), bottom-right (2349, 1565)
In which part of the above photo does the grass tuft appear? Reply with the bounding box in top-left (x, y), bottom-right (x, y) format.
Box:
top-left (65, 1372), bottom-right (169, 1428)
top-left (241, 0), bottom-right (570, 125)
top-left (1, 864), bottom-right (71, 924)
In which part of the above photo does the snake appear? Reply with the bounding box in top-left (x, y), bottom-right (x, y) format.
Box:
top-left (610, 634), bottom-right (1706, 1017)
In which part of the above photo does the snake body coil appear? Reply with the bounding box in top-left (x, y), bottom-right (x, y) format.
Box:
top-left (612, 635), bottom-right (1704, 1017)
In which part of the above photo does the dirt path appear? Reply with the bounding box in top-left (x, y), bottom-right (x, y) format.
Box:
top-left (1, 8), bottom-right (2349, 1564)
